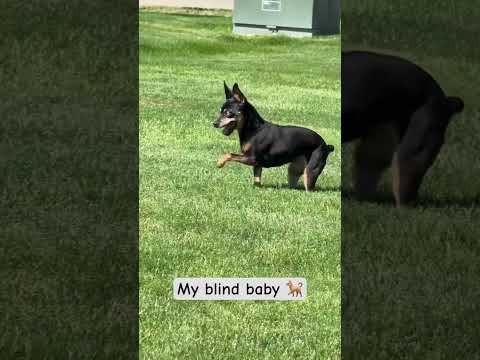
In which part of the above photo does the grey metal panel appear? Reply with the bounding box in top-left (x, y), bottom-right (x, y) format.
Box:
top-left (312, 0), bottom-right (340, 34)
top-left (233, 0), bottom-right (315, 29)
top-left (233, 0), bottom-right (340, 36)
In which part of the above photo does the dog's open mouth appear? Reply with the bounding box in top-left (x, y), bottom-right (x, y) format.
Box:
top-left (222, 120), bottom-right (237, 135)
top-left (216, 117), bottom-right (237, 135)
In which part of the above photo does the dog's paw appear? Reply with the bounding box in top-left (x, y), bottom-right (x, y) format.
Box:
top-left (217, 154), bottom-right (231, 168)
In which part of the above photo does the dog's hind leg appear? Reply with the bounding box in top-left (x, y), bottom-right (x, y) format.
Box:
top-left (303, 146), bottom-right (332, 191)
top-left (391, 102), bottom-right (446, 207)
top-left (253, 166), bottom-right (262, 186)
top-left (288, 156), bottom-right (306, 188)
top-left (353, 124), bottom-right (398, 201)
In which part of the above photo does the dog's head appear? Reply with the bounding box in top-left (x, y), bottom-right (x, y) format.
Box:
top-left (213, 81), bottom-right (247, 136)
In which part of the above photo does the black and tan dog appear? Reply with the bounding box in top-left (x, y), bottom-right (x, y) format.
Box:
top-left (342, 51), bottom-right (464, 206)
top-left (213, 82), bottom-right (334, 191)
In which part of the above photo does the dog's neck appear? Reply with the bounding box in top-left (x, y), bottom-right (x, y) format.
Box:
top-left (238, 102), bottom-right (267, 145)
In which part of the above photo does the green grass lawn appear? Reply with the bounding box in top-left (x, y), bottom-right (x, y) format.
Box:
top-left (342, 1), bottom-right (480, 358)
top-left (140, 8), bottom-right (341, 360)
top-left (2, 3), bottom-right (138, 358)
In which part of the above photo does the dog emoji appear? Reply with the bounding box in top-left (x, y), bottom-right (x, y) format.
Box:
top-left (287, 280), bottom-right (303, 297)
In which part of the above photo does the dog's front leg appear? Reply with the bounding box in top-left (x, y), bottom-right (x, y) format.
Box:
top-left (253, 166), bottom-right (262, 186)
top-left (217, 153), bottom-right (256, 168)
top-left (217, 153), bottom-right (232, 168)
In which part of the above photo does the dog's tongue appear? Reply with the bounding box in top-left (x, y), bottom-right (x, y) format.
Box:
top-left (220, 118), bottom-right (236, 135)
top-left (221, 117), bottom-right (236, 127)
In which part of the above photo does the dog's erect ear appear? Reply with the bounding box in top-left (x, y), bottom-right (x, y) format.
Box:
top-left (224, 81), bottom-right (233, 99)
top-left (232, 83), bottom-right (246, 103)
top-left (445, 96), bottom-right (464, 116)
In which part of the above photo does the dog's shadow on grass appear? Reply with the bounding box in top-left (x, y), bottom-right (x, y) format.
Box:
top-left (342, 188), bottom-right (480, 209)
top-left (260, 183), bottom-right (341, 193)
top-left (416, 196), bottom-right (480, 209)
top-left (341, 189), bottom-right (394, 205)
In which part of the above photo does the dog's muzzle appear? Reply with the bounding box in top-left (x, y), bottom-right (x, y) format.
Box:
top-left (214, 116), bottom-right (237, 135)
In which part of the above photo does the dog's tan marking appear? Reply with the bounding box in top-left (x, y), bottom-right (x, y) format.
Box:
top-left (242, 142), bottom-right (252, 153)
top-left (287, 280), bottom-right (303, 297)
top-left (217, 153), bottom-right (232, 168)
top-left (218, 117), bottom-right (236, 128)
top-left (253, 166), bottom-right (262, 186)
top-left (391, 151), bottom-right (427, 207)
top-left (303, 168), bottom-right (310, 192)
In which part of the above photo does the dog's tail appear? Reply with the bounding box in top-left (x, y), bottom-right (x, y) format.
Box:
top-left (325, 144), bottom-right (334, 153)
top-left (445, 96), bottom-right (464, 115)
top-left (298, 282), bottom-right (303, 287)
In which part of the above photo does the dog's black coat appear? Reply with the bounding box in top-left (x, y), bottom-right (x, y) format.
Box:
top-left (342, 51), bottom-right (463, 142)
top-left (214, 82), bottom-right (334, 190)
top-left (237, 114), bottom-right (328, 168)
top-left (342, 51), bottom-right (464, 205)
